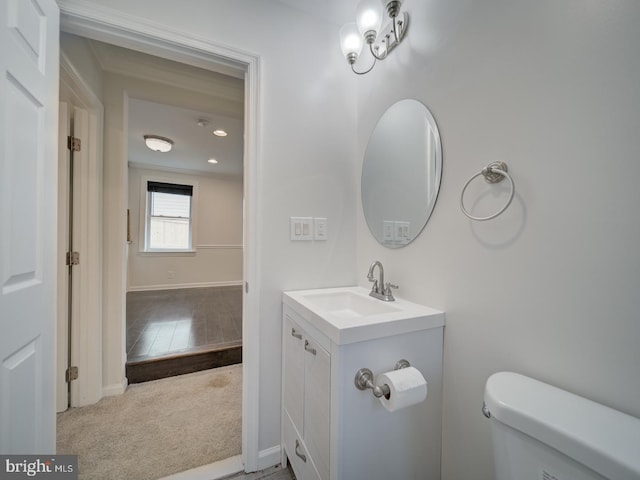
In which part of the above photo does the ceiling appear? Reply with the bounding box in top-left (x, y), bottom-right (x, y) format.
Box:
top-left (128, 98), bottom-right (244, 177)
top-left (85, 37), bottom-right (245, 177)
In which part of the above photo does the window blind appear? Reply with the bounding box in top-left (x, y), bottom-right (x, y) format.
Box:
top-left (147, 181), bottom-right (193, 196)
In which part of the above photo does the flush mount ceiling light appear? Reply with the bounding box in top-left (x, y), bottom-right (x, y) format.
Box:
top-left (213, 129), bottom-right (228, 137)
top-left (207, 158), bottom-right (218, 164)
top-left (339, 0), bottom-right (408, 75)
top-left (144, 135), bottom-right (173, 153)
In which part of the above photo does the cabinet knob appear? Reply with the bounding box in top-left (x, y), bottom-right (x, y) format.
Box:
top-left (304, 340), bottom-right (317, 355)
top-left (291, 328), bottom-right (303, 340)
top-left (295, 439), bottom-right (307, 463)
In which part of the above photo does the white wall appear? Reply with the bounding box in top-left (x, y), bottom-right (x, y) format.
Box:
top-left (352, 1), bottom-right (640, 478)
top-left (60, 32), bottom-right (103, 101)
top-left (60, 0), bottom-right (358, 460)
top-left (127, 166), bottom-right (243, 290)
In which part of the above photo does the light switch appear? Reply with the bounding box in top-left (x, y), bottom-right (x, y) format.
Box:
top-left (314, 217), bottom-right (328, 240)
top-left (394, 221), bottom-right (411, 245)
top-left (383, 221), bottom-right (394, 245)
top-left (290, 217), bottom-right (313, 241)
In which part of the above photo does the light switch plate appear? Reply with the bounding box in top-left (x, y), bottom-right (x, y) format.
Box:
top-left (290, 217), bottom-right (313, 241)
top-left (314, 217), bottom-right (328, 240)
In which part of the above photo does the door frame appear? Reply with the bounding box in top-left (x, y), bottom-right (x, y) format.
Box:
top-left (58, 52), bottom-right (105, 410)
top-left (59, 5), bottom-right (262, 472)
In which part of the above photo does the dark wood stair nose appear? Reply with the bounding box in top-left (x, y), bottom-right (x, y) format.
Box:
top-left (126, 342), bottom-right (242, 383)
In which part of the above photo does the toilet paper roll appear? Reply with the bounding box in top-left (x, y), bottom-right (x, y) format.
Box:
top-left (377, 366), bottom-right (427, 412)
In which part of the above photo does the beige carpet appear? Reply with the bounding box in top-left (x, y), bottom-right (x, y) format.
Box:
top-left (57, 365), bottom-right (242, 480)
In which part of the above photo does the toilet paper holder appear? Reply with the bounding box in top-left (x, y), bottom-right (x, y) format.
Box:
top-left (354, 359), bottom-right (411, 399)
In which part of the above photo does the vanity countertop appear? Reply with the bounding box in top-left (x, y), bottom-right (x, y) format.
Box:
top-left (282, 286), bottom-right (444, 345)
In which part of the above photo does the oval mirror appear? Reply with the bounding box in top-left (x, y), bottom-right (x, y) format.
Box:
top-left (361, 99), bottom-right (443, 247)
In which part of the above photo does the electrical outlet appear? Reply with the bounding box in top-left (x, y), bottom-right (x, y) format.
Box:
top-left (167, 270), bottom-right (175, 279)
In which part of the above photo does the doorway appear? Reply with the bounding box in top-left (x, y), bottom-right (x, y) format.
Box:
top-left (97, 41), bottom-right (247, 382)
top-left (59, 9), bottom-right (261, 472)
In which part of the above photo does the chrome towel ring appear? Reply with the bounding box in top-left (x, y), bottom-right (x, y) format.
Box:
top-left (460, 162), bottom-right (514, 221)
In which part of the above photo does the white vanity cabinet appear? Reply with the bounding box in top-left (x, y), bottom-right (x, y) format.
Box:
top-left (282, 311), bottom-right (330, 480)
top-left (282, 287), bottom-right (445, 480)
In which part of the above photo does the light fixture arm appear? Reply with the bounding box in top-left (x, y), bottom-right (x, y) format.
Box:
top-left (351, 57), bottom-right (377, 75)
top-left (369, 39), bottom-right (388, 60)
top-left (391, 10), bottom-right (403, 43)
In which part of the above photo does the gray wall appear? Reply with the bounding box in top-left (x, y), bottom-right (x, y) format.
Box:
top-left (353, 1), bottom-right (640, 478)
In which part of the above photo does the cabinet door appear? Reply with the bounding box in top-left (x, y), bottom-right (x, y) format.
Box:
top-left (283, 408), bottom-right (321, 480)
top-left (304, 337), bottom-right (331, 480)
top-left (283, 315), bottom-right (305, 433)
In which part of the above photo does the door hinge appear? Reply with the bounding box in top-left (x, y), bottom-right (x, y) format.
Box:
top-left (66, 251), bottom-right (80, 266)
top-left (245, 282), bottom-right (249, 294)
top-left (67, 136), bottom-right (81, 152)
top-left (66, 366), bottom-right (79, 383)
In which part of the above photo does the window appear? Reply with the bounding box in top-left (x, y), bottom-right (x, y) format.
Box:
top-left (145, 181), bottom-right (193, 251)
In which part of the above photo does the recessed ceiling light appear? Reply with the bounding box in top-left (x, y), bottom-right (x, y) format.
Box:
top-left (144, 135), bottom-right (173, 153)
top-left (208, 158), bottom-right (218, 164)
top-left (213, 129), bottom-right (228, 137)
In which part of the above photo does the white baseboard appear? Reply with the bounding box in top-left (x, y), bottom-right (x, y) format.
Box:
top-left (256, 445), bottom-right (281, 471)
top-left (102, 380), bottom-right (127, 397)
top-left (158, 455), bottom-right (243, 480)
top-left (127, 281), bottom-right (243, 292)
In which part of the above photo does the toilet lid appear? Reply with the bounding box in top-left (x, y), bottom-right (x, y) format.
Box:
top-left (484, 372), bottom-right (640, 480)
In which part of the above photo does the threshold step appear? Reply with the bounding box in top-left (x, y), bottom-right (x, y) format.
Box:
top-left (126, 342), bottom-right (242, 384)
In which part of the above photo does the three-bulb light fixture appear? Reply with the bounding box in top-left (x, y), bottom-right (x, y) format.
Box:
top-left (339, 0), bottom-right (408, 75)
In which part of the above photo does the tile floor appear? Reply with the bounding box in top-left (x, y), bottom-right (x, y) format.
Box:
top-left (126, 286), bottom-right (242, 363)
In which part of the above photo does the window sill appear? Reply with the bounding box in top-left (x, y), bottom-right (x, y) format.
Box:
top-left (138, 250), bottom-right (196, 257)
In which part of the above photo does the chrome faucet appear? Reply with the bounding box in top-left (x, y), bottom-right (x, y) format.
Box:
top-left (367, 260), bottom-right (398, 302)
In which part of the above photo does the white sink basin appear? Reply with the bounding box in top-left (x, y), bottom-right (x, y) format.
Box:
top-left (299, 290), bottom-right (400, 318)
top-left (283, 286), bottom-right (444, 345)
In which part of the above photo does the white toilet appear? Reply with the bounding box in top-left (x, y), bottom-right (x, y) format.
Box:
top-left (484, 372), bottom-right (640, 480)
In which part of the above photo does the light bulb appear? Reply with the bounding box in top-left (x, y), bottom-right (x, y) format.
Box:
top-left (356, 0), bottom-right (382, 40)
top-left (339, 22), bottom-right (363, 61)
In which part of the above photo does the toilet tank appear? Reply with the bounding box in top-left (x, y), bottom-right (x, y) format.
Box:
top-left (484, 372), bottom-right (640, 480)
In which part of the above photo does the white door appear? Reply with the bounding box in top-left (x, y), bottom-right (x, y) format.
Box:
top-left (0, 0), bottom-right (60, 454)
